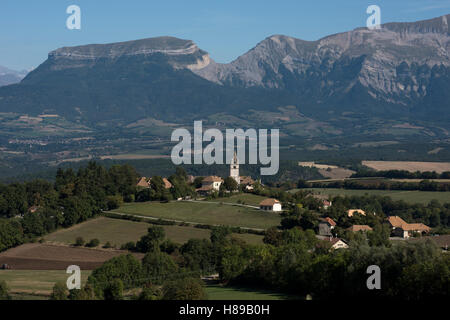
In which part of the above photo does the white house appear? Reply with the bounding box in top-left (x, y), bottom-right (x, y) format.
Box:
top-left (201, 176), bottom-right (224, 191)
top-left (259, 198), bottom-right (282, 212)
top-left (324, 237), bottom-right (349, 250)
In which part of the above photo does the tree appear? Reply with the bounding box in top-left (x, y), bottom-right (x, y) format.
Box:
top-left (68, 283), bottom-right (96, 300)
top-left (263, 227), bottom-right (282, 246)
top-left (367, 224), bottom-right (391, 247)
top-left (106, 195), bottom-right (123, 210)
top-left (0, 280), bottom-right (11, 300)
top-left (162, 278), bottom-right (207, 300)
top-left (87, 254), bottom-right (142, 298)
top-left (75, 237), bottom-right (85, 246)
top-left (210, 226), bottom-right (232, 246)
top-left (136, 226), bottom-right (166, 253)
top-left (86, 238), bottom-right (100, 248)
top-left (50, 282), bottom-right (68, 300)
top-left (223, 177), bottom-right (238, 192)
top-left (141, 250), bottom-right (178, 284)
top-left (138, 285), bottom-right (162, 300)
top-left (104, 279), bottom-right (124, 300)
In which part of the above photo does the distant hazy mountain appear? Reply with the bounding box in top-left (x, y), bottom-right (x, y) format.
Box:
top-left (0, 15), bottom-right (448, 126)
top-left (0, 66), bottom-right (28, 86)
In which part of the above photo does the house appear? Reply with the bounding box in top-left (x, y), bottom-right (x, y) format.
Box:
top-left (322, 200), bottom-right (332, 209)
top-left (162, 178), bottom-right (173, 189)
top-left (240, 176), bottom-right (255, 190)
top-left (347, 225), bottom-right (373, 232)
top-left (324, 237), bottom-right (348, 250)
top-left (259, 198), bottom-right (282, 212)
top-left (347, 209), bottom-right (366, 217)
top-left (318, 217), bottom-right (336, 236)
top-left (186, 175), bottom-right (195, 184)
top-left (196, 185), bottom-right (214, 196)
top-left (136, 177), bottom-right (150, 188)
top-left (387, 216), bottom-right (431, 239)
top-left (28, 205), bottom-right (41, 213)
top-left (202, 176), bottom-right (223, 191)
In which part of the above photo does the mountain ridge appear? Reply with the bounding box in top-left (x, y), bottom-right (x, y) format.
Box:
top-left (0, 14), bottom-right (449, 127)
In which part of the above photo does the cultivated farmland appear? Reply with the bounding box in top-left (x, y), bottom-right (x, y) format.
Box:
top-left (0, 243), bottom-right (143, 270)
top-left (299, 188), bottom-right (450, 204)
top-left (362, 161), bottom-right (450, 173)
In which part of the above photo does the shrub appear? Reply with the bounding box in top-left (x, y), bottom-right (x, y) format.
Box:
top-left (86, 239), bottom-right (100, 248)
top-left (121, 241), bottom-right (136, 251)
top-left (0, 280), bottom-right (11, 300)
top-left (106, 195), bottom-right (123, 210)
top-left (103, 242), bottom-right (113, 249)
top-left (50, 282), bottom-right (68, 300)
top-left (162, 278), bottom-right (207, 300)
top-left (75, 237), bottom-right (85, 247)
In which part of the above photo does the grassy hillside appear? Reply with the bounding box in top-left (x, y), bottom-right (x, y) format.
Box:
top-left (44, 217), bottom-right (264, 246)
top-left (110, 201), bottom-right (281, 230)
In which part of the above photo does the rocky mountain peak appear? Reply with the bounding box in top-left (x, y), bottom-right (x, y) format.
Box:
top-left (47, 36), bottom-right (212, 71)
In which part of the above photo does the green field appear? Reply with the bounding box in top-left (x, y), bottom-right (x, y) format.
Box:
top-left (210, 194), bottom-right (267, 207)
top-left (290, 188), bottom-right (450, 204)
top-left (205, 284), bottom-right (298, 300)
top-left (0, 270), bottom-right (91, 296)
top-left (44, 217), bottom-right (264, 246)
top-left (0, 270), bottom-right (293, 300)
top-left (111, 201), bottom-right (281, 230)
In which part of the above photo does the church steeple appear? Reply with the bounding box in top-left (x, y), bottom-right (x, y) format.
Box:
top-left (230, 150), bottom-right (240, 185)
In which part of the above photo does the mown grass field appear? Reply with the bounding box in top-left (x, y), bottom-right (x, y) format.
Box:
top-left (210, 194), bottom-right (267, 207)
top-left (293, 188), bottom-right (450, 204)
top-left (110, 201), bottom-right (281, 230)
top-left (44, 217), bottom-right (264, 246)
top-left (0, 270), bottom-right (91, 296)
top-left (205, 284), bottom-right (298, 300)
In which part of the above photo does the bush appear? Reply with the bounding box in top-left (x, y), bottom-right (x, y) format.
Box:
top-left (86, 239), bottom-right (100, 248)
top-left (162, 278), bottom-right (207, 300)
top-left (75, 237), bottom-right (85, 247)
top-left (121, 241), bottom-right (136, 251)
top-left (50, 282), bottom-right (68, 300)
top-left (106, 195), bottom-right (123, 210)
top-left (103, 242), bottom-right (113, 249)
top-left (0, 280), bottom-right (11, 300)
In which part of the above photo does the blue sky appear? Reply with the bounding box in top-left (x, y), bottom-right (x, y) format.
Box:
top-left (1, 0), bottom-right (449, 70)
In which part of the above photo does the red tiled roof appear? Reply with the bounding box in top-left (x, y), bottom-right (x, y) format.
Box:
top-left (348, 225), bottom-right (373, 232)
top-left (203, 176), bottom-right (223, 183)
top-left (259, 198), bottom-right (280, 206)
top-left (320, 217), bottom-right (336, 226)
top-left (387, 216), bottom-right (430, 232)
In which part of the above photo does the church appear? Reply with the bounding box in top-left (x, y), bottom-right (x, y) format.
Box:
top-left (230, 151), bottom-right (240, 185)
top-left (195, 151), bottom-right (255, 195)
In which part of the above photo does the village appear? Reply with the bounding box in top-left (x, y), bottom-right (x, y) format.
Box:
top-left (133, 152), bottom-right (435, 251)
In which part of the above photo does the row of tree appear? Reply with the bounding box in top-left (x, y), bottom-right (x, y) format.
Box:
top-left (56, 224), bottom-right (449, 301)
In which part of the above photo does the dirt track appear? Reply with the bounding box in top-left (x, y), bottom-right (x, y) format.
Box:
top-left (0, 243), bottom-right (143, 270)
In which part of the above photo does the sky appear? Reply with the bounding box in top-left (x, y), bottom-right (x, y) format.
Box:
top-left (0, 0), bottom-right (449, 70)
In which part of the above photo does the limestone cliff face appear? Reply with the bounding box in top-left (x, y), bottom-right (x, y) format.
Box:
top-left (194, 14), bottom-right (450, 104)
top-left (47, 36), bottom-right (212, 71)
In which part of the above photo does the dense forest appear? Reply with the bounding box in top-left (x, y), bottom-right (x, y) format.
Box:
top-left (0, 162), bottom-right (194, 252)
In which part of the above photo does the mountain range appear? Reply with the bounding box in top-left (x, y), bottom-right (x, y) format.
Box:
top-left (0, 14), bottom-right (449, 130)
top-left (0, 66), bottom-right (28, 87)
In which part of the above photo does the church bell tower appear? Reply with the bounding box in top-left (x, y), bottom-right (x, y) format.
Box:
top-left (230, 151), bottom-right (240, 185)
